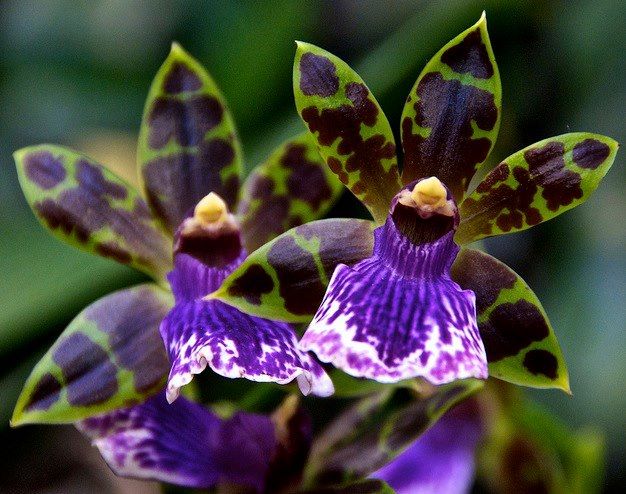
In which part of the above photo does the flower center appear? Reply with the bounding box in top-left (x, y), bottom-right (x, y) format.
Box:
top-left (173, 192), bottom-right (243, 272)
top-left (398, 176), bottom-right (456, 219)
top-left (411, 176), bottom-right (447, 208)
top-left (194, 192), bottom-right (228, 226)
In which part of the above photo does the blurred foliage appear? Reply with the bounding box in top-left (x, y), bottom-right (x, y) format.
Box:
top-left (0, 0), bottom-right (624, 492)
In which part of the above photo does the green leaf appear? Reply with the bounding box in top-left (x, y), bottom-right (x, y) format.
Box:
top-left (14, 145), bottom-right (172, 281)
top-left (137, 42), bottom-right (244, 234)
top-left (400, 12), bottom-right (501, 203)
top-left (457, 133), bottom-right (619, 244)
top-left (238, 132), bottom-right (343, 252)
top-left (293, 42), bottom-right (401, 224)
top-left (451, 249), bottom-right (570, 392)
top-left (304, 380), bottom-right (483, 486)
top-left (211, 218), bottom-right (375, 322)
top-left (299, 479), bottom-right (395, 494)
top-left (512, 400), bottom-right (604, 494)
top-left (11, 284), bottom-right (172, 425)
top-left (478, 385), bottom-right (604, 494)
top-left (329, 370), bottom-right (397, 398)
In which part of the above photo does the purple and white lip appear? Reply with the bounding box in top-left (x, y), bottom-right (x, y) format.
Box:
top-left (301, 177), bottom-right (488, 385)
top-left (161, 192), bottom-right (333, 403)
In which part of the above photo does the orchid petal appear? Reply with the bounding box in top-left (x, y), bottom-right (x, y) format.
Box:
top-left (294, 42), bottom-right (401, 223)
top-left (400, 13), bottom-right (501, 202)
top-left (12, 284), bottom-right (172, 425)
top-left (14, 145), bottom-right (172, 280)
top-left (451, 249), bottom-right (570, 392)
top-left (212, 218), bottom-right (375, 322)
top-left (238, 132), bottom-right (343, 252)
top-left (161, 299), bottom-right (333, 403)
top-left (137, 43), bottom-right (243, 233)
top-left (77, 391), bottom-right (275, 490)
top-left (457, 133), bottom-right (619, 244)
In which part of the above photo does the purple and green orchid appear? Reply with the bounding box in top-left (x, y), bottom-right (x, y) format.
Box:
top-left (9, 13), bottom-right (616, 494)
top-left (12, 43), bottom-right (342, 426)
top-left (215, 13), bottom-right (618, 394)
top-left (10, 42), bottom-right (344, 492)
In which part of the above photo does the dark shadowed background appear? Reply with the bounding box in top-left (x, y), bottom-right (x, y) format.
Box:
top-left (0, 1), bottom-right (624, 492)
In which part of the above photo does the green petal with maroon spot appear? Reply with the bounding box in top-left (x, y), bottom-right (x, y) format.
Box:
top-left (456, 133), bottom-right (619, 244)
top-left (400, 13), bottom-right (501, 203)
top-left (303, 380), bottom-right (483, 487)
top-left (210, 218), bottom-right (375, 322)
top-left (137, 42), bottom-right (243, 234)
top-left (293, 42), bottom-right (402, 224)
top-left (11, 284), bottom-right (172, 426)
top-left (451, 249), bottom-right (569, 392)
top-left (14, 145), bottom-right (172, 281)
top-left (237, 132), bottom-right (343, 252)
top-left (299, 479), bottom-right (395, 494)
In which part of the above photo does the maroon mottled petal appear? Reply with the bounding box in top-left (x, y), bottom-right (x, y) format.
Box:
top-left (400, 16), bottom-right (500, 202)
top-left (138, 44), bottom-right (243, 233)
top-left (401, 72), bottom-right (497, 201)
top-left (15, 145), bottom-right (172, 280)
top-left (238, 134), bottom-right (341, 252)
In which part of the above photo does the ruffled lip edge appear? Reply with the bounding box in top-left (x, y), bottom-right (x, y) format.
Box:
top-left (300, 329), bottom-right (489, 386)
top-left (166, 345), bottom-right (334, 403)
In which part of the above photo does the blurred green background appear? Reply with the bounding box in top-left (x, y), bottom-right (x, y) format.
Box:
top-left (0, 0), bottom-right (623, 492)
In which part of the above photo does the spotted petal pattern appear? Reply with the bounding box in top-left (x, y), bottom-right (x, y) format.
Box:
top-left (294, 42), bottom-right (402, 223)
top-left (12, 284), bottom-right (172, 425)
top-left (305, 380), bottom-right (483, 486)
top-left (238, 132), bottom-right (343, 252)
top-left (137, 43), bottom-right (243, 233)
top-left (14, 145), bottom-right (172, 280)
top-left (77, 391), bottom-right (275, 490)
top-left (161, 299), bottom-right (333, 403)
top-left (301, 221), bottom-right (487, 384)
top-left (213, 218), bottom-right (375, 322)
top-left (400, 13), bottom-right (501, 202)
top-left (372, 399), bottom-right (483, 494)
top-left (451, 249), bottom-right (569, 392)
top-left (457, 133), bottom-right (619, 244)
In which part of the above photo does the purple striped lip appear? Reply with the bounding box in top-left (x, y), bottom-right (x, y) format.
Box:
top-left (300, 178), bottom-right (488, 384)
top-left (162, 193), bottom-right (334, 401)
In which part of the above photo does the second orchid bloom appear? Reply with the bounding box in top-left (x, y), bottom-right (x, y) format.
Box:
top-left (216, 13), bottom-right (617, 394)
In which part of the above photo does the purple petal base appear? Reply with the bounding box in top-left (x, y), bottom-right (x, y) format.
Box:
top-left (77, 391), bottom-right (275, 490)
top-left (161, 299), bottom-right (334, 402)
top-left (301, 222), bottom-right (487, 384)
top-left (168, 250), bottom-right (246, 302)
top-left (371, 400), bottom-right (483, 493)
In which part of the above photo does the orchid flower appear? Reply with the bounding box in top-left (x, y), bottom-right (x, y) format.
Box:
top-left (215, 13), bottom-right (618, 393)
top-left (9, 14), bottom-right (615, 494)
top-left (10, 42), bottom-right (347, 491)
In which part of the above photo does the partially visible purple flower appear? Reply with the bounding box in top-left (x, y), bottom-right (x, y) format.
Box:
top-left (78, 390), bottom-right (276, 490)
top-left (78, 391), bottom-right (313, 492)
top-left (371, 399), bottom-right (483, 494)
